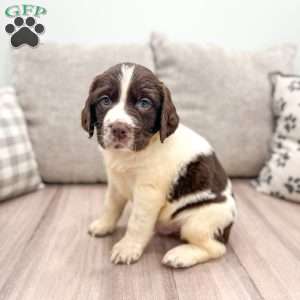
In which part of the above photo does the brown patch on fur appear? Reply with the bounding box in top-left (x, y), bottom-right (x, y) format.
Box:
top-left (124, 65), bottom-right (166, 150)
top-left (169, 153), bottom-right (228, 202)
top-left (159, 85), bottom-right (179, 143)
top-left (81, 64), bottom-right (121, 144)
top-left (214, 222), bottom-right (233, 244)
top-left (81, 98), bottom-right (94, 137)
top-left (171, 195), bottom-right (226, 219)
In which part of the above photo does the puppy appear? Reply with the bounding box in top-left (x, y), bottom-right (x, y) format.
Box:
top-left (81, 63), bottom-right (237, 268)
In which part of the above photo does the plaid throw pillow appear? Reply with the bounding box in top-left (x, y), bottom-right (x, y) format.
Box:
top-left (0, 87), bottom-right (42, 201)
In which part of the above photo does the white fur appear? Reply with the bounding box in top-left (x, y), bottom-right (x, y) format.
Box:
top-left (89, 123), bottom-right (236, 268)
top-left (103, 64), bottom-right (136, 127)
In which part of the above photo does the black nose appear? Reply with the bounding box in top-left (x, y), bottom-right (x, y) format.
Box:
top-left (110, 122), bottom-right (130, 140)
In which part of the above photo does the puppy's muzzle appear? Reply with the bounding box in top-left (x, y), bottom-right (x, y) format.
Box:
top-left (109, 122), bottom-right (131, 141)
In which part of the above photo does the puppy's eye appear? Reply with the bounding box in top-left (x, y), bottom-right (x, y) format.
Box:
top-left (135, 98), bottom-right (153, 111)
top-left (98, 95), bottom-right (112, 107)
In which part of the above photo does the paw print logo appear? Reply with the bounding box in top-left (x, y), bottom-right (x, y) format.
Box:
top-left (258, 166), bottom-right (273, 184)
top-left (274, 97), bottom-right (286, 116)
top-left (270, 191), bottom-right (285, 200)
top-left (288, 80), bottom-right (300, 92)
top-left (284, 114), bottom-right (297, 132)
top-left (273, 135), bottom-right (287, 150)
top-left (275, 151), bottom-right (290, 167)
top-left (277, 134), bottom-right (287, 140)
top-left (274, 140), bottom-right (283, 149)
top-left (284, 177), bottom-right (300, 194)
top-left (5, 16), bottom-right (44, 47)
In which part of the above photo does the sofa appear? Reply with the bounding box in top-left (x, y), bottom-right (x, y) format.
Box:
top-left (1, 33), bottom-right (300, 300)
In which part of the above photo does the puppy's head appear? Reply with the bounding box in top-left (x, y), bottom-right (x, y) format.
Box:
top-left (81, 63), bottom-right (179, 151)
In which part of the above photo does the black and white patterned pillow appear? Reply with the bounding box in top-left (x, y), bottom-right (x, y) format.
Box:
top-left (254, 72), bottom-right (300, 202)
top-left (0, 87), bottom-right (42, 201)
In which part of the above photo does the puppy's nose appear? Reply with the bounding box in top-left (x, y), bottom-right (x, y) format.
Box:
top-left (110, 122), bottom-right (130, 140)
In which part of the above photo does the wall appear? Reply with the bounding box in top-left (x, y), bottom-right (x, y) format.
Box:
top-left (1, 0), bottom-right (300, 85)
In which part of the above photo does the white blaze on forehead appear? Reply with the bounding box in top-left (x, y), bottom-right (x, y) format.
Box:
top-left (104, 64), bottom-right (136, 127)
top-left (119, 64), bottom-right (135, 104)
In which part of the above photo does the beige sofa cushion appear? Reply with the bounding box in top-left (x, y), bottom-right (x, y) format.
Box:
top-left (13, 43), bottom-right (154, 183)
top-left (150, 33), bottom-right (297, 177)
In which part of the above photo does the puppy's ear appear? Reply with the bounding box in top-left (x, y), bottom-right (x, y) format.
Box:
top-left (81, 97), bottom-right (96, 138)
top-left (159, 83), bottom-right (179, 143)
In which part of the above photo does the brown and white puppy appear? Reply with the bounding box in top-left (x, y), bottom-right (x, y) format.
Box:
top-left (81, 63), bottom-right (237, 268)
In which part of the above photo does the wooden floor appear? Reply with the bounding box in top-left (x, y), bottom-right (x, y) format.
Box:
top-left (0, 180), bottom-right (299, 300)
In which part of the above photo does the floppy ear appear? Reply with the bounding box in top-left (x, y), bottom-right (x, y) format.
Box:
top-left (81, 97), bottom-right (96, 138)
top-left (159, 83), bottom-right (179, 143)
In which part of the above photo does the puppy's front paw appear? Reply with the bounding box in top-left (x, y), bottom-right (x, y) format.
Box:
top-left (88, 219), bottom-right (115, 237)
top-left (111, 239), bottom-right (143, 265)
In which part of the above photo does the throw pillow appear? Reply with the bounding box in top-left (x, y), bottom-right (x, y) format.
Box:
top-left (0, 87), bottom-right (42, 201)
top-left (254, 72), bottom-right (300, 202)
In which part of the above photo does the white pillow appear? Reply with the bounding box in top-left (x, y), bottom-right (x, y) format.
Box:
top-left (254, 73), bottom-right (300, 202)
top-left (0, 87), bottom-right (42, 201)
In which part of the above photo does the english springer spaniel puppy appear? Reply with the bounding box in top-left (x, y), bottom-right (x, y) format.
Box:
top-left (81, 63), bottom-right (237, 268)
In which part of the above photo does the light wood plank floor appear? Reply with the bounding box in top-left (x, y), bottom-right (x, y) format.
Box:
top-left (0, 180), bottom-right (299, 300)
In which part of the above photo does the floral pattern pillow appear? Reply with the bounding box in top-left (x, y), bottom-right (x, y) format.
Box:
top-left (254, 72), bottom-right (300, 202)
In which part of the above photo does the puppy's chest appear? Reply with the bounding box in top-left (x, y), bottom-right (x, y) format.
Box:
top-left (105, 152), bottom-right (172, 200)
top-left (111, 163), bottom-right (186, 205)
top-left (113, 172), bottom-right (136, 200)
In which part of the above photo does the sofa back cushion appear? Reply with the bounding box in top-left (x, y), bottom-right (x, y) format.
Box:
top-left (13, 43), bottom-right (154, 183)
top-left (150, 33), bottom-right (297, 177)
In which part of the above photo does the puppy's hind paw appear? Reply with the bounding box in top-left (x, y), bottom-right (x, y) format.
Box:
top-left (162, 244), bottom-right (208, 268)
top-left (88, 219), bottom-right (115, 237)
